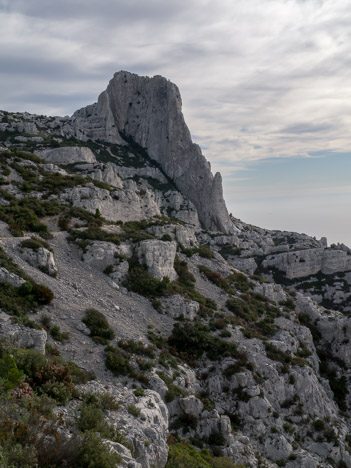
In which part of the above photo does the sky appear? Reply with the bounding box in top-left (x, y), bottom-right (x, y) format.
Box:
top-left (0, 0), bottom-right (350, 245)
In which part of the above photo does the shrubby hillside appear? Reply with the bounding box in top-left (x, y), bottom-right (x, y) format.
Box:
top-left (0, 71), bottom-right (350, 468)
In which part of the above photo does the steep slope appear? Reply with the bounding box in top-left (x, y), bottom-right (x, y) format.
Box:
top-left (0, 75), bottom-right (351, 468)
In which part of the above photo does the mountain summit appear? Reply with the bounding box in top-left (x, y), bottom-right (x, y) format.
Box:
top-left (72, 71), bottom-right (233, 233)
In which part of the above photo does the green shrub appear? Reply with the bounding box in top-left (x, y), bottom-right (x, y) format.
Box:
top-left (76, 432), bottom-right (122, 468)
top-left (103, 264), bottom-right (114, 275)
top-left (313, 419), bottom-right (325, 431)
top-left (208, 431), bottom-right (226, 446)
top-left (68, 362), bottom-right (95, 385)
top-left (41, 381), bottom-right (72, 405)
top-left (77, 402), bottom-right (105, 432)
top-left (20, 237), bottom-right (51, 251)
top-left (14, 348), bottom-right (46, 379)
top-left (174, 257), bottom-right (195, 287)
top-left (125, 264), bottom-right (170, 297)
top-left (0, 351), bottom-right (25, 391)
top-left (168, 322), bottom-right (240, 362)
top-left (166, 443), bottom-right (241, 468)
top-left (118, 339), bottom-right (155, 358)
top-left (127, 404), bottom-right (141, 417)
top-left (82, 309), bottom-right (115, 345)
top-left (197, 245), bottom-right (214, 259)
top-left (134, 387), bottom-right (146, 397)
top-left (105, 346), bottom-right (131, 376)
top-left (69, 227), bottom-right (121, 250)
top-left (279, 298), bottom-right (295, 310)
top-left (50, 324), bottom-right (69, 343)
top-left (165, 384), bottom-right (188, 402)
top-left (31, 283), bottom-right (54, 305)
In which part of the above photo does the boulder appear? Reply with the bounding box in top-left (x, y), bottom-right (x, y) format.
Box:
top-left (21, 247), bottom-right (58, 277)
top-left (0, 267), bottom-right (26, 287)
top-left (136, 240), bottom-right (177, 281)
top-left (161, 294), bottom-right (199, 320)
top-left (0, 312), bottom-right (47, 353)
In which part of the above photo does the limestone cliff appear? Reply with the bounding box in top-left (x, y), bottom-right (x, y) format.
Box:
top-left (72, 71), bottom-right (233, 233)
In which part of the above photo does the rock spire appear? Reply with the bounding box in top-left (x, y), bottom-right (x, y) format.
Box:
top-left (72, 71), bottom-right (233, 233)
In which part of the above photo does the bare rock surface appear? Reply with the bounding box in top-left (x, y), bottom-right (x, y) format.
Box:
top-left (36, 146), bottom-right (96, 164)
top-left (72, 71), bottom-right (233, 233)
top-left (0, 312), bottom-right (47, 353)
top-left (20, 246), bottom-right (58, 277)
top-left (136, 240), bottom-right (177, 281)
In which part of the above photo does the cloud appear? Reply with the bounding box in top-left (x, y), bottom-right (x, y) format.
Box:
top-left (1, 0), bottom-right (351, 166)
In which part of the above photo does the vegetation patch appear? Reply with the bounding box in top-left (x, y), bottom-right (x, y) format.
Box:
top-left (166, 442), bottom-right (243, 468)
top-left (82, 309), bottom-right (115, 345)
top-left (20, 236), bottom-right (52, 252)
top-left (69, 227), bottom-right (121, 252)
top-left (168, 321), bottom-right (243, 363)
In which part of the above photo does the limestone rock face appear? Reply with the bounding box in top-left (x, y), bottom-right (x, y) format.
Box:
top-left (82, 241), bottom-right (119, 271)
top-left (262, 248), bottom-right (351, 279)
top-left (0, 312), bottom-right (47, 353)
top-left (136, 240), bottom-right (177, 281)
top-left (61, 184), bottom-right (161, 223)
top-left (72, 71), bottom-right (233, 233)
top-left (0, 267), bottom-right (26, 287)
top-left (146, 224), bottom-right (198, 248)
top-left (253, 282), bottom-right (287, 303)
top-left (36, 146), bottom-right (96, 164)
top-left (21, 247), bottom-right (58, 277)
top-left (78, 381), bottom-right (169, 468)
top-left (161, 294), bottom-right (199, 320)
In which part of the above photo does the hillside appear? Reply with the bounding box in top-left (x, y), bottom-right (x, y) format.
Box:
top-left (0, 71), bottom-right (350, 468)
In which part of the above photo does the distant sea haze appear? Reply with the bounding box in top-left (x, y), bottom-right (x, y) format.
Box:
top-left (221, 152), bottom-right (351, 248)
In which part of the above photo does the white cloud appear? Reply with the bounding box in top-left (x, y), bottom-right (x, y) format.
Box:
top-left (1, 0), bottom-right (351, 165)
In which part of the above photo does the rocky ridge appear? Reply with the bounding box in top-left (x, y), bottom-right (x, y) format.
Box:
top-left (0, 73), bottom-right (350, 468)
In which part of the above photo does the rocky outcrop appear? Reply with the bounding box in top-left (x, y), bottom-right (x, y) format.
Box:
top-left (72, 71), bottom-right (233, 233)
top-left (0, 312), bottom-right (47, 353)
top-left (161, 295), bottom-right (199, 320)
top-left (80, 381), bottom-right (169, 468)
top-left (61, 181), bottom-right (200, 226)
top-left (146, 224), bottom-right (198, 248)
top-left (136, 240), bottom-right (177, 281)
top-left (36, 146), bottom-right (96, 164)
top-left (262, 248), bottom-right (351, 279)
top-left (0, 267), bottom-right (26, 287)
top-left (21, 247), bottom-right (58, 277)
top-left (81, 241), bottom-right (120, 271)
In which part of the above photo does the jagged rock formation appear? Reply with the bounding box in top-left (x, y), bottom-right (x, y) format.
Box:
top-left (20, 246), bottom-right (58, 277)
top-left (72, 71), bottom-right (233, 233)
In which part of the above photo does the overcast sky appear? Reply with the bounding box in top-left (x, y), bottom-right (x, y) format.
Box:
top-left (0, 0), bottom-right (350, 245)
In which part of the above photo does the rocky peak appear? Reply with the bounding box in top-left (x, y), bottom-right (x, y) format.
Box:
top-left (72, 71), bottom-right (233, 233)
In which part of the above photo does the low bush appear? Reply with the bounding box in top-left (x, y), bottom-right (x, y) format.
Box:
top-left (69, 227), bottom-right (121, 251)
top-left (168, 321), bottom-right (241, 362)
top-left (118, 339), bottom-right (156, 358)
top-left (125, 264), bottom-right (170, 297)
top-left (76, 432), bottom-right (122, 468)
top-left (20, 237), bottom-right (51, 251)
top-left (127, 404), bottom-right (141, 417)
top-left (50, 324), bottom-right (69, 343)
top-left (166, 442), bottom-right (242, 468)
top-left (82, 309), bottom-right (115, 345)
top-left (105, 345), bottom-right (131, 376)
